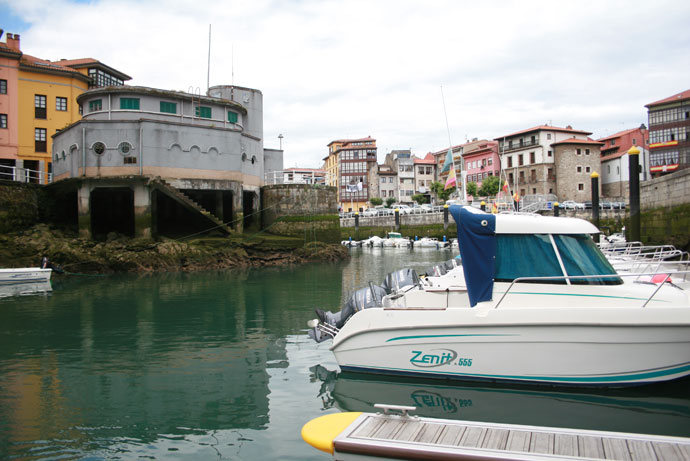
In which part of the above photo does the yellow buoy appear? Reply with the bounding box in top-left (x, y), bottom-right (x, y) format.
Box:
top-left (301, 412), bottom-right (362, 454)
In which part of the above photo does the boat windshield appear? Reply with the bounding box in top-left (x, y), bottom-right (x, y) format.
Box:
top-left (495, 234), bottom-right (621, 285)
top-left (554, 234), bottom-right (621, 285)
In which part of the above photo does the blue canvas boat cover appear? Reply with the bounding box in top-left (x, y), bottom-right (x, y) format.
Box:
top-left (449, 205), bottom-right (496, 306)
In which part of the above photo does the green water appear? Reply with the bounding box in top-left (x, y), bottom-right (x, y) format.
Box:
top-left (1, 247), bottom-right (689, 460)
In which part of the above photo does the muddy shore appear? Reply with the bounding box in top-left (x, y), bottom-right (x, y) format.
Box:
top-left (0, 224), bottom-right (349, 274)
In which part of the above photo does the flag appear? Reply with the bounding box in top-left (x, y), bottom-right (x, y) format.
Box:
top-left (440, 148), bottom-right (454, 174)
top-left (444, 166), bottom-right (456, 190)
top-left (502, 180), bottom-right (509, 192)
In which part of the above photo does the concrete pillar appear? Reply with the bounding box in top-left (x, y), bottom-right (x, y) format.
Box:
top-left (234, 185), bottom-right (244, 233)
top-left (133, 183), bottom-right (153, 238)
top-left (78, 182), bottom-right (92, 239)
top-left (15, 159), bottom-right (25, 182)
top-left (215, 190), bottom-right (224, 222)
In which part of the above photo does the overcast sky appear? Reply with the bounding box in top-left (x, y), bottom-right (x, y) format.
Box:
top-left (2, 0), bottom-right (689, 168)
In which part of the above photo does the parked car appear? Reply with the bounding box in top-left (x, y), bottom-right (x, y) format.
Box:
top-left (396, 205), bottom-right (412, 215)
top-left (583, 201), bottom-right (593, 209)
top-left (560, 200), bottom-right (585, 210)
top-left (362, 208), bottom-right (378, 217)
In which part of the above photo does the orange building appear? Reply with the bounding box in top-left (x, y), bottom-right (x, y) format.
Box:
top-left (0, 31), bottom-right (130, 183)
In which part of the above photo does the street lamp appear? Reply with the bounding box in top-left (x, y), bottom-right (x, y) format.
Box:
top-left (278, 134), bottom-right (284, 150)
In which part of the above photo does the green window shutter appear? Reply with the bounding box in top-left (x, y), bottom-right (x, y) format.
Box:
top-left (196, 106), bottom-right (212, 118)
top-left (89, 99), bottom-right (102, 112)
top-left (227, 111), bottom-right (238, 123)
top-left (160, 101), bottom-right (177, 114)
top-left (121, 98), bottom-right (140, 110)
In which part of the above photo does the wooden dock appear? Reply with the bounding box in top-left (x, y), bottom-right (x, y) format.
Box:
top-left (330, 410), bottom-right (690, 460)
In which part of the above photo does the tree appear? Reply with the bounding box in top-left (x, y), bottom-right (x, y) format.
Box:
top-left (369, 197), bottom-right (383, 206)
top-left (385, 197), bottom-right (396, 208)
top-left (478, 175), bottom-right (501, 197)
top-left (430, 181), bottom-right (455, 202)
top-left (411, 194), bottom-right (428, 205)
top-left (466, 181), bottom-right (478, 197)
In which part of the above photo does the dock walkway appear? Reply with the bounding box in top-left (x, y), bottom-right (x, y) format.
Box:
top-left (333, 411), bottom-right (690, 460)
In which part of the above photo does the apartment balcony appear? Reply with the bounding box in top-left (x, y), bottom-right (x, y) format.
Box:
top-left (499, 137), bottom-right (540, 153)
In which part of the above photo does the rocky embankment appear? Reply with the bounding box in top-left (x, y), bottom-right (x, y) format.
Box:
top-left (0, 225), bottom-right (349, 274)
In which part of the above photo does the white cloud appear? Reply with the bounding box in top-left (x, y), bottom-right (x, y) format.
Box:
top-left (3, 0), bottom-right (689, 167)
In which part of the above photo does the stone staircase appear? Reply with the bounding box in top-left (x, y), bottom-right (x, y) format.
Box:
top-left (149, 178), bottom-right (232, 235)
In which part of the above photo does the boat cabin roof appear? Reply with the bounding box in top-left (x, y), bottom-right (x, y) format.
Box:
top-left (459, 205), bottom-right (599, 235)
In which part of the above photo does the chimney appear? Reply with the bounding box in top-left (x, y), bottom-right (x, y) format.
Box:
top-left (6, 33), bottom-right (20, 51)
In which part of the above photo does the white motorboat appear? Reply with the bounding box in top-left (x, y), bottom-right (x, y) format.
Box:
top-left (381, 232), bottom-right (410, 248)
top-left (361, 236), bottom-right (384, 248)
top-left (413, 237), bottom-right (442, 248)
top-left (308, 205), bottom-right (690, 386)
top-left (0, 267), bottom-right (52, 285)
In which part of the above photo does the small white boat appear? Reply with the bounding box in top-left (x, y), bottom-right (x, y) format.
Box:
top-left (413, 237), bottom-right (441, 248)
top-left (0, 267), bottom-right (52, 285)
top-left (381, 232), bottom-right (410, 248)
top-left (361, 236), bottom-right (384, 247)
top-left (308, 205), bottom-right (690, 386)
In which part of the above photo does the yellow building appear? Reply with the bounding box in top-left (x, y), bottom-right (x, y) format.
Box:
top-left (1, 32), bottom-right (130, 183)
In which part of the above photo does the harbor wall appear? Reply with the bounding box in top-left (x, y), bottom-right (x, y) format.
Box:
top-left (261, 184), bottom-right (340, 243)
top-left (0, 180), bottom-right (46, 232)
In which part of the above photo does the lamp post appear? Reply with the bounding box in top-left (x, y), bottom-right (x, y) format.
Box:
top-left (278, 134), bottom-right (284, 150)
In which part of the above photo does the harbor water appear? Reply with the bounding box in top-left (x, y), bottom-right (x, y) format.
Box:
top-left (1, 247), bottom-right (689, 459)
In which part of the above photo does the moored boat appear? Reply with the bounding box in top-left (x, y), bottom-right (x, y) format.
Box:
top-left (0, 267), bottom-right (52, 285)
top-left (307, 205), bottom-right (690, 386)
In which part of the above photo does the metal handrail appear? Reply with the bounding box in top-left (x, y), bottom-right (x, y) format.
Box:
top-left (493, 271), bottom-right (690, 309)
top-left (0, 166), bottom-right (53, 184)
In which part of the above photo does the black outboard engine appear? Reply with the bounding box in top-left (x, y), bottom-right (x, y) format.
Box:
top-left (382, 268), bottom-right (420, 294)
top-left (309, 284), bottom-right (387, 343)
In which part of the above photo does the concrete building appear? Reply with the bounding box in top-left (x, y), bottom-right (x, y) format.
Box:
top-left (51, 84), bottom-right (279, 238)
top-left (645, 89), bottom-right (690, 176)
top-left (281, 168), bottom-right (326, 185)
top-left (413, 153), bottom-right (436, 202)
top-left (0, 31), bottom-right (129, 184)
top-left (385, 149), bottom-right (415, 204)
top-left (598, 126), bottom-right (649, 199)
top-left (324, 136), bottom-right (377, 212)
top-left (496, 125), bottom-right (591, 199)
top-left (377, 164), bottom-right (397, 202)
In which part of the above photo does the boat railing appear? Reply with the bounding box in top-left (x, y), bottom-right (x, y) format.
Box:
top-left (493, 271), bottom-right (690, 309)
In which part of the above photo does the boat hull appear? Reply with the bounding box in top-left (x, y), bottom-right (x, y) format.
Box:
top-left (0, 268), bottom-right (52, 285)
top-left (332, 307), bottom-right (690, 386)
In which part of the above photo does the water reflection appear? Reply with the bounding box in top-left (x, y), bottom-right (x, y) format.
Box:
top-left (0, 267), bottom-right (345, 458)
top-left (310, 365), bottom-right (690, 437)
top-left (0, 280), bottom-right (52, 298)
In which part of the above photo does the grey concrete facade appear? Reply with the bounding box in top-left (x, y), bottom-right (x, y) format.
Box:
top-left (50, 85), bottom-right (282, 238)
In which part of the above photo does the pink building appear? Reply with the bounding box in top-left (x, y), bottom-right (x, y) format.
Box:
top-left (462, 141), bottom-right (500, 197)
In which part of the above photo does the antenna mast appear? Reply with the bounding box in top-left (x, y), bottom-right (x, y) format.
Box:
top-left (207, 24), bottom-right (211, 91)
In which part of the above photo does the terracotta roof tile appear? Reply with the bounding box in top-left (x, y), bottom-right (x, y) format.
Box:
top-left (550, 137), bottom-right (604, 146)
top-left (645, 89), bottom-right (690, 107)
top-left (496, 125), bottom-right (591, 140)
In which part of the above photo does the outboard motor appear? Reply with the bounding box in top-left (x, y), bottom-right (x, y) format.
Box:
top-left (425, 264), bottom-right (448, 278)
top-left (309, 283), bottom-right (387, 343)
top-left (382, 268), bottom-right (420, 294)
